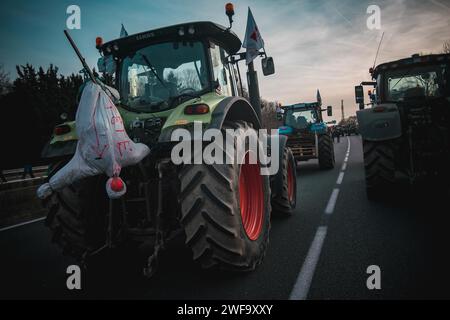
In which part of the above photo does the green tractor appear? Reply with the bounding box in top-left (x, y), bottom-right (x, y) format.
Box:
top-left (41, 7), bottom-right (297, 276)
top-left (278, 100), bottom-right (335, 169)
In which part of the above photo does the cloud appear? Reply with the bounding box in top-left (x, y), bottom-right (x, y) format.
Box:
top-left (245, 0), bottom-right (450, 120)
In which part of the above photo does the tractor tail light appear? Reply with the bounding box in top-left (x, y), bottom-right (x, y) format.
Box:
top-left (184, 104), bottom-right (210, 115)
top-left (54, 125), bottom-right (71, 135)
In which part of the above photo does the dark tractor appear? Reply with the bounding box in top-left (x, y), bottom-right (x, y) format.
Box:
top-left (356, 53), bottom-right (450, 199)
top-left (41, 6), bottom-right (298, 277)
top-left (278, 100), bottom-right (335, 169)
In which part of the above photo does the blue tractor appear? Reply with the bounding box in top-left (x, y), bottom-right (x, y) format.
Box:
top-left (278, 100), bottom-right (335, 169)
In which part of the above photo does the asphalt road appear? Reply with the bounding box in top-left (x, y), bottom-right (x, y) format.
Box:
top-left (1, 135), bottom-right (450, 299)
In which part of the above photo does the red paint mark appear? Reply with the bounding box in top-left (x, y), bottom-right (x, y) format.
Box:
top-left (113, 163), bottom-right (121, 176)
top-left (112, 117), bottom-right (125, 132)
top-left (105, 101), bottom-right (114, 109)
top-left (117, 140), bottom-right (132, 157)
top-left (250, 27), bottom-right (259, 42)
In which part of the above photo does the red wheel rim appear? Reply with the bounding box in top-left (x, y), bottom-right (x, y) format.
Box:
top-left (239, 152), bottom-right (264, 241)
top-left (287, 160), bottom-right (295, 203)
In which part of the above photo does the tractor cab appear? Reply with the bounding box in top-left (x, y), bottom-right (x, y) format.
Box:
top-left (355, 53), bottom-right (450, 110)
top-left (97, 22), bottom-right (243, 113)
top-left (279, 102), bottom-right (330, 135)
top-left (48, 20), bottom-right (275, 154)
top-left (277, 98), bottom-right (335, 169)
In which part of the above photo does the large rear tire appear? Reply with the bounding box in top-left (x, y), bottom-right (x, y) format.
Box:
top-left (271, 147), bottom-right (297, 216)
top-left (363, 140), bottom-right (396, 200)
top-left (318, 134), bottom-right (335, 170)
top-left (44, 175), bottom-right (108, 261)
top-left (178, 121), bottom-right (271, 271)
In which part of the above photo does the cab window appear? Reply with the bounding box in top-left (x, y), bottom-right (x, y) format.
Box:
top-left (210, 43), bottom-right (233, 96)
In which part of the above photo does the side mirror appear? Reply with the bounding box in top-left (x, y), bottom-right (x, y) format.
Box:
top-left (355, 85), bottom-right (364, 104)
top-left (326, 106), bottom-right (332, 117)
top-left (262, 57), bottom-right (275, 76)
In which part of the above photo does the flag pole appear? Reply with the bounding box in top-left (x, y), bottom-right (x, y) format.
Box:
top-left (247, 61), bottom-right (262, 121)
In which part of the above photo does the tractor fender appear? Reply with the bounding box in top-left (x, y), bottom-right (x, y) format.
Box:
top-left (41, 139), bottom-right (77, 159)
top-left (158, 96), bottom-right (262, 142)
top-left (356, 103), bottom-right (402, 141)
top-left (208, 96), bottom-right (262, 130)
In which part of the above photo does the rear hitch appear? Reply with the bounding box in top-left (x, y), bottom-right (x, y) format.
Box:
top-left (143, 160), bottom-right (169, 278)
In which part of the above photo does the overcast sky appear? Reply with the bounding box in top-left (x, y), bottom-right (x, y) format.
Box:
top-left (1, 0), bottom-right (449, 120)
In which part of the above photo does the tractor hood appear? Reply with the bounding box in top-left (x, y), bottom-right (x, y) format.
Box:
top-left (279, 122), bottom-right (327, 136)
top-left (278, 126), bottom-right (294, 135)
top-left (310, 122), bottom-right (327, 133)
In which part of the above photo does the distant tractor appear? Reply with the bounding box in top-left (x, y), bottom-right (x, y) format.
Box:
top-left (355, 53), bottom-right (450, 199)
top-left (278, 100), bottom-right (335, 169)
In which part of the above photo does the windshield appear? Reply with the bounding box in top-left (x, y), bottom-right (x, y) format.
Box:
top-left (120, 41), bottom-right (209, 111)
top-left (285, 109), bottom-right (317, 129)
top-left (385, 64), bottom-right (449, 101)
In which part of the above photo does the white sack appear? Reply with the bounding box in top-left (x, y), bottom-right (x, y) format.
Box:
top-left (37, 81), bottom-right (150, 199)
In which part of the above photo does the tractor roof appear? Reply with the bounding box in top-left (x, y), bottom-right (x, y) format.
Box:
top-left (100, 21), bottom-right (242, 57)
top-left (373, 53), bottom-right (450, 78)
top-left (283, 102), bottom-right (320, 110)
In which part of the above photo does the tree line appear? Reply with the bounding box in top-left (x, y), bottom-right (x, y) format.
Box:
top-left (0, 64), bottom-right (83, 169)
top-left (0, 63), bottom-right (280, 169)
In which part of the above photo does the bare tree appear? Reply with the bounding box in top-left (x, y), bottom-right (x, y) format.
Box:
top-left (0, 64), bottom-right (11, 95)
top-left (443, 40), bottom-right (450, 54)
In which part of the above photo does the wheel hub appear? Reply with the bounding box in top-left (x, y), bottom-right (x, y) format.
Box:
top-left (239, 152), bottom-right (264, 241)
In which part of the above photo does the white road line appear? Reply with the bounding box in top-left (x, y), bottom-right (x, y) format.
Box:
top-left (290, 136), bottom-right (349, 300)
top-left (0, 217), bottom-right (45, 232)
top-left (325, 188), bottom-right (340, 215)
top-left (289, 226), bottom-right (328, 300)
top-left (336, 172), bottom-right (345, 185)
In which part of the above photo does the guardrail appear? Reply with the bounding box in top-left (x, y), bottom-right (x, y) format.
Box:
top-left (2, 165), bottom-right (48, 183)
top-left (0, 165), bottom-right (49, 228)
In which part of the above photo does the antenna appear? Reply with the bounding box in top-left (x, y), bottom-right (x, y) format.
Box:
top-left (372, 32), bottom-right (385, 70)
